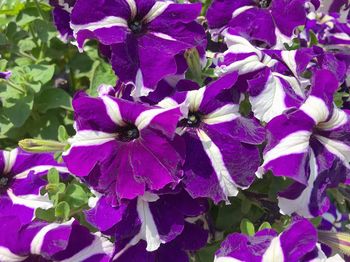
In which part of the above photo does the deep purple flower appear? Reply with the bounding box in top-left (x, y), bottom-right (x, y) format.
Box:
top-left (49, 0), bottom-right (77, 42)
top-left (0, 149), bottom-right (67, 224)
top-left (206, 0), bottom-right (307, 48)
top-left (158, 73), bottom-right (265, 203)
top-left (0, 71), bottom-right (11, 80)
top-left (85, 188), bottom-right (207, 256)
top-left (63, 92), bottom-right (185, 203)
top-left (215, 31), bottom-right (313, 122)
top-left (70, 0), bottom-right (206, 97)
top-left (0, 216), bottom-right (114, 261)
top-left (258, 70), bottom-right (350, 217)
top-left (214, 218), bottom-right (317, 261)
top-left (114, 222), bottom-right (208, 262)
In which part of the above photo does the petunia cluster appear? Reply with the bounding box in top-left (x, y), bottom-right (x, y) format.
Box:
top-left (1, 0), bottom-right (350, 261)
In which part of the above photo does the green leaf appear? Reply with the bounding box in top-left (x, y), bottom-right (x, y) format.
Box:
top-left (28, 64), bottom-right (55, 85)
top-left (310, 217), bottom-right (322, 228)
top-left (63, 183), bottom-right (90, 210)
top-left (2, 94), bottom-right (34, 127)
top-left (240, 218), bottom-right (255, 236)
top-left (18, 38), bottom-right (36, 52)
top-left (36, 88), bottom-right (72, 112)
top-left (309, 30), bottom-right (318, 47)
top-left (47, 168), bottom-right (59, 184)
top-left (89, 60), bottom-right (117, 96)
top-left (55, 201), bottom-right (70, 220)
top-left (35, 208), bottom-right (56, 222)
top-left (58, 125), bottom-right (69, 142)
top-left (32, 19), bottom-right (55, 43)
top-left (195, 242), bottom-right (221, 262)
top-left (258, 222), bottom-right (272, 231)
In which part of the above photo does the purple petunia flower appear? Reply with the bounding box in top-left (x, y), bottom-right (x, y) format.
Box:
top-left (63, 92), bottom-right (185, 203)
top-left (206, 0), bottom-right (307, 48)
top-left (158, 73), bottom-right (265, 203)
top-left (214, 31), bottom-right (313, 122)
top-left (0, 149), bottom-right (67, 224)
top-left (257, 70), bottom-right (350, 217)
top-left (69, 0), bottom-right (206, 97)
top-left (49, 0), bottom-right (77, 42)
top-left (0, 216), bottom-right (114, 261)
top-left (114, 221), bottom-right (208, 262)
top-left (85, 188), bottom-right (207, 257)
top-left (214, 218), bottom-right (317, 262)
top-left (0, 71), bottom-right (11, 80)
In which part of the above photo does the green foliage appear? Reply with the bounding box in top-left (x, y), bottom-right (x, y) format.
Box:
top-left (0, 0), bottom-right (115, 149)
top-left (240, 218), bottom-right (255, 236)
top-left (37, 168), bottom-right (92, 222)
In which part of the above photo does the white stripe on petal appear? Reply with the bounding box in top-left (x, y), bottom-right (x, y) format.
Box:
top-left (317, 107), bottom-right (348, 131)
top-left (315, 135), bottom-right (350, 168)
top-left (133, 197), bottom-right (163, 252)
top-left (250, 73), bottom-right (287, 123)
top-left (135, 108), bottom-right (171, 130)
top-left (260, 131), bottom-right (311, 172)
top-left (278, 150), bottom-right (317, 218)
top-left (14, 166), bottom-right (68, 180)
top-left (64, 130), bottom-right (116, 156)
top-left (142, 1), bottom-right (171, 23)
top-left (60, 233), bottom-right (114, 262)
top-left (7, 190), bottom-right (53, 211)
top-left (281, 50), bottom-right (297, 77)
top-left (300, 96), bottom-right (329, 124)
top-left (71, 16), bottom-right (128, 37)
top-left (125, 0), bottom-right (137, 19)
top-left (231, 5), bottom-right (254, 19)
top-left (150, 32), bottom-right (177, 41)
top-left (186, 87), bottom-right (206, 112)
top-left (214, 256), bottom-right (242, 262)
top-left (0, 247), bottom-right (27, 262)
top-left (102, 96), bottom-right (125, 126)
top-left (203, 104), bottom-right (240, 125)
top-left (262, 236), bottom-right (284, 262)
top-left (3, 149), bottom-right (18, 174)
top-left (216, 55), bottom-right (265, 76)
top-left (31, 219), bottom-right (74, 255)
top-left (197, 129), bottom-right (239, 202)
top-left (58, 0), bottom-right (73, 13)
top-left (130, 69), bottom-right (153, 97)
top-left (273, 72), bottom-right (305, 98)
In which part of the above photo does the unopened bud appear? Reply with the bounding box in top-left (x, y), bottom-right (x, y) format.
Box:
top-left (19, 139), bottom-right (67, 153)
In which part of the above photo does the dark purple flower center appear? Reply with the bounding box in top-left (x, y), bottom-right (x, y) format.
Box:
top-left (184, 112), bottom-right (202, 128)
top-left (257, 0), bottom-right (272, 8)
top-left (117, 124), bottom-right (140, 142)
top-left (0, 173), bottom-right (12, 193)
top-left (128, 20), bottom-right (144, 34)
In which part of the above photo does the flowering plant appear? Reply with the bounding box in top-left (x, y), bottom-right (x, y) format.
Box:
top-left (0, 0), bottom-right (350, 261)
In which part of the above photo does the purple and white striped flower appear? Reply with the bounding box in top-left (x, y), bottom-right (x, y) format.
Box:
top-left (63, 92), bottom-right (185, 203)
top-left (158, 73), bottom-right (265, 203)
top-left (69, 0), bottom-right (206, 97)
top-left (114, 221), bottom-right (208, 261)
top-left (0, 216), bottom-right (114, 261)
top-left (85, 189), bottom-right (207, 258)
top-left (206, 0), bottom-right (307, 48)
top-left (258, 70), bottom-right (350, 217)
top-left (214, 218), bottom-right (317, 262)
top-left (49, 0), bottom-right (76, 42)
top-left (0, 149), bottom-right (67, 224)
top-left (214, 32), bottom-right (314, 122)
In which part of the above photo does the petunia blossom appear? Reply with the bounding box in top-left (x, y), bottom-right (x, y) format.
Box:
top-left (158, 73), bottom-right (265, 203)
top-left (63, 92), bottom-right (185, 203)
top-left (0, 148), bottom-right (67, 224)
top-left (69, 0), bottom-right (206, 97)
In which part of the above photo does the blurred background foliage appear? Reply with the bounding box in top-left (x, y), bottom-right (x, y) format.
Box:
top-left (0, 0), bottom-right (116, 149)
